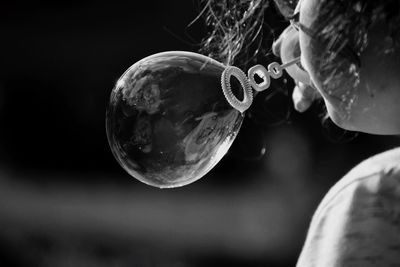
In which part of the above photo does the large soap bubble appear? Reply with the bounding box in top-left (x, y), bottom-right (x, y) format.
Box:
top-left (106, 51), bottom-right (244, 188)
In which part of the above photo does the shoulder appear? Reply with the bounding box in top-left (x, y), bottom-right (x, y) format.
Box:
top-left (296, 148), bottom-right (400, 267)
top-left (313, 147), bottom-right (400, 221)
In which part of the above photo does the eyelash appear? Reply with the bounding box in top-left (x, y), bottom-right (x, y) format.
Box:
top-left (288, 12), bottom-right (362, 68)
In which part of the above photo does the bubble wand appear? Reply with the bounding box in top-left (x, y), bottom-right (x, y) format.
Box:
top-left (221, 57), bottom-right (301, 113)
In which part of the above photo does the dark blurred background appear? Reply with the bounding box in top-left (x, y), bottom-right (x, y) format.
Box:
top-left (0, 1), bottom-right (399, 267)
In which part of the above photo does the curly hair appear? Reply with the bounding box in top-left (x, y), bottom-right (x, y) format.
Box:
top-left (198, 0), bottom-right (271, 67)
top-left (199, 0), bottom-right (399, 69)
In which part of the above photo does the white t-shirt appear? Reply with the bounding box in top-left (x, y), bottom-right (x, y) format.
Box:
top-left (297, 147), bottom-right (400, 266)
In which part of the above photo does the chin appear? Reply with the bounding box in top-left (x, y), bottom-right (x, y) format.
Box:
top-left (326, 106), bottom-right (400, 135)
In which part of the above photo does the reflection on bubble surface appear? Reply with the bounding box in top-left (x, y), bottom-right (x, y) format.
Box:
top-left (106, 51), bottom-right (244, 188)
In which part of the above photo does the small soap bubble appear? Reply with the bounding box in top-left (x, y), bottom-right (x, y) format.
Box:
top-left (106, 51), bottom-right (244, 188)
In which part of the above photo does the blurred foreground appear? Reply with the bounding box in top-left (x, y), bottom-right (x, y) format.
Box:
top-left (0, 159), bottom-right (315, 267)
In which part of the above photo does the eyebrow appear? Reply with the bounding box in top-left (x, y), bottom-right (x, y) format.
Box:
top-left (289, 12), bottom-right (362, 68)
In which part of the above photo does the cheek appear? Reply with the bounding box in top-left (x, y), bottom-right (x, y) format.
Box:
top-left (299, 0), bottom-right (363, 130)
top-left (299, 30), bottom-right (356, 117)
top-left (351, 24), bottom-right (400, 134)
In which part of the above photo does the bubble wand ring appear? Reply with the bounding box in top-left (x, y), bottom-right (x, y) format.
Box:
top-left (221, 66), bottom-right (253, 113)
top-left (221, 57), bottom-right (301, 112)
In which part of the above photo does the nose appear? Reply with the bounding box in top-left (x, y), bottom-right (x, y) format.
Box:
top-left (272, 35), bottom-right (282, 57)
top-left (273, 26), bottom-right (311, 85)
top-left (272, 26), bottom-right (292, 58)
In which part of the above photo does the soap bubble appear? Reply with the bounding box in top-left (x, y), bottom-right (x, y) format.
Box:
top-left (106, 51), bottom-right (244, 188)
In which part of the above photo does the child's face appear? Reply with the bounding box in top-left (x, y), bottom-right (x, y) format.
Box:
top-left (273, 0), bottom-right (400, 134)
